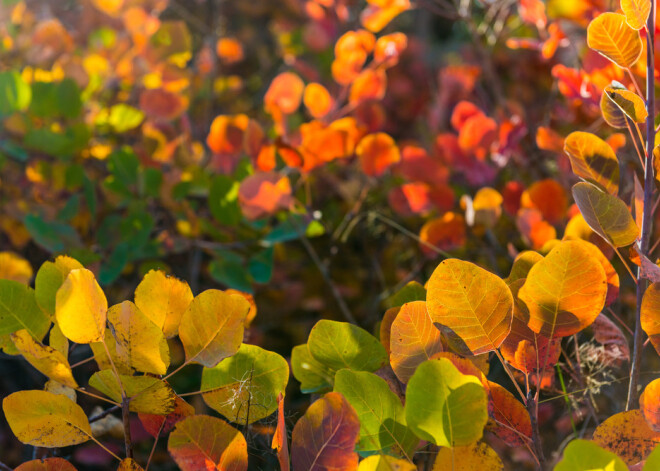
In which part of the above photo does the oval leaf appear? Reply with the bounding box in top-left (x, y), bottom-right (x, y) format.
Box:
top-left (168, 415), bottom-right (247, 471)
top-left (587, 12), bottom-right (642, 68)
top-left (11, 329), bottom-right (77, 388)
top-left (554, 439), bottom-right (628, 471)
top-left (427, 259), bottom-right (513, 355)
top-left (622, 0), bottom-right (651, 29)
top-left (593, 410), bottom-right (660, 465)
top-left (35, 256), bottom-right (83, 316)
top-left (55, 268), bottom-right (107, 344)
top-left (433, 441), bottom-right (504, 470)
top-left (0, 279), bottom-right (50, 340)
top-left (564, 131), bottom-right (620, 195)
top-left (89, 370), bottom-right (175, 414)
top-left (642, 283), bottom-right (660, 355)
top-left (607, 87), bottom-right (648, 123)
top-left (291, 392), bottom-right (360, 471)
top-left (3, 390), bottom-right (91, 447)
top-left (14, 458), bottom-right (78, 471)
top-left (641, 379), bottom-right (660, 431)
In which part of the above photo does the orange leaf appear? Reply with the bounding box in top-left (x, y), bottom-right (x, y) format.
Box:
top-left (216, 38), bottom-right (244, 65)
top-left (139, 88), bottom-right (188, 121)
top-left (593, 410), bottom-right (660, 465)
top-left (563, 131), bottom-right (620, 196)
top-left (519, 0), bottom-right (547, 28)
top-left (272, 393), bottom-right (290, 471)
top-left (419, 212), bottom-right (466, 256)
top-left (374, 32), bottom-right (408, 66)
top-left (349, 68), bottom-right (387, 106)
top-left (621, 0), bottom-right (652, 30)
top-left (264, 72), bottom-right (305, 115)
top-left (458, 114), bottom-right (498, 160)
top-left (642, 283), bottom-right (660, 356)
top-left (587, 13), bottom-right (642, 68)
top-left (303, 83), bottom-right (334, 118)
top-left (207, 115), bottom-right (250, 155)
top-left (516, 209), bottom-right (557, 250)
top-left (356, 132), bottom-right (400, 176)
top-left (388, 183), bottom-right (433, 216)
top-left (536, 126), bottom-right (565, 153)
top-left (521, 179), bottom-right (567, 223)
top-left (641, 379), bottom-right (660, 431)
top-left (483, 380), bottom-right (532, 447)
top-left (238, 172), bottom-right (293, 220)
top-left (168, 415), bottom-right (247, 471)
top-left (451, 101), bottom-right (483, 131)
top-left (291, 392), bottom-right (360, 470)
top-left (14, 458), bottom-right (77, 471)
top-left (361, 0), bottom-right (411, 33)
top-left (389, 301), bottom-right (443, 383)
top-left (396, 144), bottom-right (449, 184)
top-left (138, 395), bottom-right (195, 438)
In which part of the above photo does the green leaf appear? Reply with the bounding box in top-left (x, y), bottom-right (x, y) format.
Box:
top-left (291, 343), bottom-right (334, 394)
top-left (208, 253), bottom-right (252, 293)
top-left (644, 444), bottom-right (660, 471)
top-left (334, 369), bottom-right (418, 458)
top-left (308, 319), bottom-right (387, 372)
top-left (305, 220), bottom-right (325, 238)
top-left (0, 70), bottom-right (31, 116)
top-left (108, 148), bottom-right (139, 187)
top-left (201, 343), bottom-right (289, 424)
top-left (30, 80), bottom-right (81, 119)
top-left (209, 175), bottom-right (241, 226)
top-left (384, 281), bottom-right (427, 309)
top-left (405, 358), bottom-right (488, 447)
top-left (106, 104), bottom-right (144, 133)
top-left (248, 247), bottom-right (274, 284)
top-left (35, 256), bottom-right (84, 316)
top-left (0, 280), bottom-right (50, 339)
top-left (554, 439), bottom-right (628, 471)
top-left (89, 370), bottom-right (175, 414)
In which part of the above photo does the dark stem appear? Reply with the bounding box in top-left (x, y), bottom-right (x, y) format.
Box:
top-left (627, 4), bottom-right (656, 410)
top-left (89, 405), bottom-right (120, 423)
top-left (122, 397), bottom-right (133, 459)
top-left (527, 392), bottom-right (546, 470)
top-left (0, 461), bottom-right (12, 471)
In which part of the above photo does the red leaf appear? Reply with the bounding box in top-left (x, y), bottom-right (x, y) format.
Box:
top-left (272, 393), bottom-right (290, 471)
top-left (138, 395), bottom-right (195, 438)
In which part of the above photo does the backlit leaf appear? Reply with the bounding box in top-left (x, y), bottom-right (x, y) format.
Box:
top-left (201, 343), bottom-right (289, 424)
top-left (178, 289), bottom-right (249, 367)
top-left (572, 182), bottom-right (639, 247)
top-left (291, 343), bottom-right (334, 394)
top-left (139, 394), bottom-right (195, 438)
top-left (304, 83), bottom-right (334, 118)
top-left (308, 319), bottom-right (387, 372)
top-left (641, 379), bottom-right (660, 431)
top-left (601, 85), bottom-right (628, 128)
top-left (264, 72), bottom-right (304, 115)
top-left (521, 179), bottom-right (567, 223)
top-left (390, 301), bottom-right (443, 383)
top-left (238, 172), bottom-right (293, 220)
top-left (519, 240), bottom-right (607, 338)
top-left (168, 415), bottom-right (247, 471)
top-left (356, 132), bottom-right (401, 177)
top-left (505, 251), bottom-right (543, 283)
top-left (11, 329), bottom-right (77, 388)
top-left (290, 392), bottom-right (360, 471)
top-left (405, 358), bottom-right (488, 447)
top-left (89, 370), bottom-right (175, 414)
top-left (107, 301), bottom-right (169, 375)
top-left (35, 256), bottom-right (83, 317)
top-left (563, 132), bottom-right (620, 195)
top-left (607, 88), bottom-right (648, 123)
top-left (134, 269), bottom-right (193, 338)
top-left (359, 455), bottom-right (416, 470)
top-left (90, 328), bottom-right (132, 374)
top-left (3, 390), bottom-right (91, 447)
top-left (385, 281), bottom-right (427, 309)
top-left (55, 268), bottom-right (107, 344)
top-left (0, 279), bottom-right (50, 340)
top-left (14, 458), bottom-right (77, 471)
top-left (622, 0), bottom-right (651, 29)
top-left (593, 410), bottom-right (660, 465)
top-left (483, 380), bottom-right (532, 448)
top-left (426, 259), bottom-right (513, 355)
top-left (642, 283), bottom-right (660, 356)
top-left (432, 441), bottom-right (504, 470)
top-left (334, 369), bottom-right (418, 457)
top-left (0, 251), bottom-right (32, 284)
top-left (587, 13), bottom-right (642, 68)
top-left (272, 394), bottom-right (290, 471)
top-left (554, 439), bottom-right (628, 471)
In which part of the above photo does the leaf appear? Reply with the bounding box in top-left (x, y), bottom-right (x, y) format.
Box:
top-left (384, 281), bottom-right (427, 309)
top-left (642, 283), bottom-right (660, 355)
top-left (11, 329), bottom-right (77, 388)
top-left (483, 380), bottom-right (532, 447)
top-left (55, 268), bottom-right (107, 344)
top-left (356, 132), bottom-right (401, 177)
top-left (519, 240), bottom-right (607, 338)
top-left (0, 70), bottom-right (31, 116)
top-left (573, 182), bottom-right (639, 247)
top-left (90, 328), bottom-right (132, 374)
top-left (308, 319), bottom-right (387, 372)
top-left (201, 343), bottom-right (289, 424)
top-left (592, 313), bottom-right (630, 364)
top-left (106, 104), bottom-right (145, 133)
top-left (622, 0), bottom-right (651, 29)
top-left (426, 259), bottom-right (513, 355)
top-left (521, 179), bottom-right (568, 224)
top-left (290, 392), bottom-right (360, 471)
top-left (168, 415), bottom-right (247, 471)
top-left (641, 379), bottom-right (660, 431)
top-left (238, 172), bottom-right (293, 220)
top-left (107, 301), bottom-right (170, 375)
top-left (49, 324), bottom-right (69, 359)
top-left (358, 455), bottom-right (416, 470)
top-left (601, 85), bottom-right (628, 128)
top-left (0, 279), bottom-right (50, 340)
top-left (506, 251), bottom-right (543, 284)
top-left (587, 12), bottom-right (642, 68)
top-left (89, 370), bottom-right (175, 414)
top-left (3, 390), bottom-right (91, 447)
top-left (304, 83), bottom-right (334, 118)
top-left (14, 458), bottom-right (78, 471)
top-left (593, 410), bottom-right (660, 465)
top-left (138, 394), bottom-right (195, 438)
top-left (389, 301), bottom-right (443, 383)
top-left (643, 445), bottom-right (660, 470)
top-left (35, 256), bottom-right (83, 317)
top-left (291, 343), bottom-right (334, 394)
top-left (178, 289), bottom-right (249, 367)
top-left (554, 439), bottom-right (628, 471)
top-left (405, 358), bottom-right (488, 447)
top-left (272, 394), bottom-right (290, 471)
top-left (0, 251), bottom-right (33, 284)
top-left (563, 132), bottom-right (620, 195)
top-left (432, 442), bottom-right (504, 470)
top-left (334, 369), bottom-right (418, 457)
top-left (607, 88), bottom-right (648, 123)
top-left (264, 72), bottom-right (304, 115)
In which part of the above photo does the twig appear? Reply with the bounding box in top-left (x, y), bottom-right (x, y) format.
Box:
top-left (89, 405), bottom-right (120, 423)
top-left (0, 461), bottom-right (12, 471)
top-left (122, 397), bottom-right (133, 459)
top-left (526, 392), bottom-right (545, 470)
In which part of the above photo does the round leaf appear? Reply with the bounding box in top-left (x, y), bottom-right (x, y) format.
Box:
top-left (593, 410), bottom-right (660, 465)
top-left (427, 259), bottom-right (513, 355)
top-left (554, 439), bottom-right (628, 471)
top-left (55, 268), bottom-right (107, 344)
top-left (642, 283), bottom-right (660, 355)
top-left (89, 370), bottom-right (175, 415)
top-left (0, 279), bottom-right (50, 340)
top-left (291, 343), bottom-right (334, 394)
top-left (564, 131), bottom-right (620, 195)
top-left (587, 12), bottom-right (642, 68)
top-left (622, 0), bottom-right (651, 29)
top-left (607, 87), bottom-right (648, 123)
top-left (11, 329), bottom-right (77, 388)
top-left (35, 256), bottom-right (83, 317)
top-left (433, 441), bottom-right (504, 470)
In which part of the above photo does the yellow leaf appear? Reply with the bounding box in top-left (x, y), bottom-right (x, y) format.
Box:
top-left (427, 259), bottom-right (513, 355)
top-left (505, 251), bottom-right (543, 284)
top-left (0, 251), bottom-right (32, 284)
top-left (55, 269), bottom-right (107, 344)
top-left (587, 12), bottom-right (642, 68)
top-left (564, 131), bottom-right (620, 196)
top-left (134, 270), bottom-right (193, 338)
top-left (432, 441), bottom-right (504, 470)
top-left (89, 370), bottom-right (175, 415)
top-left (621, 0), bottom-right (651, 29)
top-left (607, 87), bottom-right (648, 123)
top-left (601, 87), bottom-right (628, 128)
top-left (11, 329), bottom-right (78, 388)
top-left (117, 458), bottom-right (144, 471)
top-left (642, 283), bottom-right (660, 356)
top-left (35, 256), bottom-right (83, 316)
top-left (44, 380), bottom-right (77, 403)
top-left (48, 324), bottom-right (69, 359)
top-left (358, 455), bottom-right (416, 470)
top-left (108, 301), bottom-right (170, 375)
top-left (572, 182), bottom-right (639, 247)
top-left (90, 328), bottom-right (132, 374)
top-left (179, 289), bottom-right (250, 367)
top-left (3, 390), bottom-right (92, 447)
top-left (519, 240), bottom-right (607, 338)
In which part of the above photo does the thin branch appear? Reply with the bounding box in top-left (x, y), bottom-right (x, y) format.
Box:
top-left (0, 461), bottom-right (12, 471)
top-left (613, 246), bottom-right (637, 284)
top-left (89, 405), bottom-right (120, 423)
top-left (494, 349), bottom-right (527, 405)
top-left (70, 356), bottom-right (95, 369)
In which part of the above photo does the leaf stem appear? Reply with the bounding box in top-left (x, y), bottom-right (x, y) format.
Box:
top-left (627, 12), bottom-right (656, 411)
top-left (494, 349), bottom-right (527, 405)
top-left (613, 246), bottom-right (637, 284)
